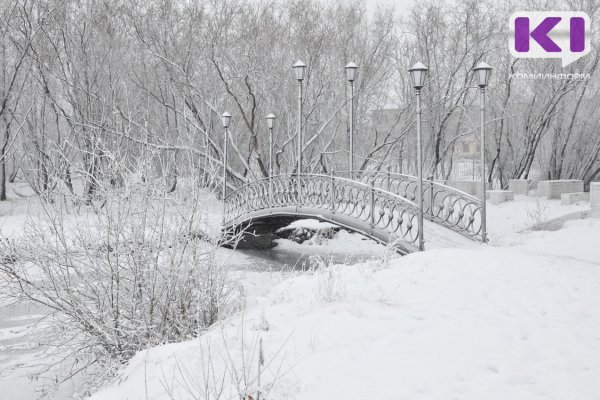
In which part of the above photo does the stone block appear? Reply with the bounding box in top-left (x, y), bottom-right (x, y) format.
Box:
top-left (536, 180), bottom-right (584, 199)
top-left (536, 181), bottom-right (549, 197)
top-left (449, 180), bottom-right (478, 196)
top-left (488, 190), bottom-right (514, 205)
top-left (560, 192), bottom-right (589, 205)
top-left (475, 182), bottom-right (490, 200)
top-left (448, 180), bottom-right (491, 200)
top-left (509, 179), bottom-right (529, 196)
top-left (591, 182), bottom-right (600, 218)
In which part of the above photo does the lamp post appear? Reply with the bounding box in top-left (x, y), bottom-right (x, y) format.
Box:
top-left (266, 113), bottom-right (276, 203)
top-left (345, 62), bottom-right (358, 178)
top-left (221, 112), bottom-right (231, 216)
top-left (293, 60), bottom-right (306, 204)
top-left (408, 62), bottom-right (428, 251)
top-left (473, 61), bottom-right (493, 243)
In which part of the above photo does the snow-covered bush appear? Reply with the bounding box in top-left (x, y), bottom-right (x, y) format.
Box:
top-left (526, 198), bottom-right (551, 231)
top-left (0, 172), bottom-right (233, 393)
top-left (156, 322), bottom-right (289, 400)
top-left (311, 256), bottom-right (346, 302)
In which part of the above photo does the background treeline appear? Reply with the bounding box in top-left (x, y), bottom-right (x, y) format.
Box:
top-left (1, 0), bottom-right (600, 205)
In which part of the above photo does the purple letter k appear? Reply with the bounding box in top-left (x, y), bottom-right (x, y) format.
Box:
top-left (515, 17), bottom-right (562, 53)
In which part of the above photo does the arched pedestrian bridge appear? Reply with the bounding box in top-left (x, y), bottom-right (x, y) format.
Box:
top-left (222, 172), bottom-right (483, 254)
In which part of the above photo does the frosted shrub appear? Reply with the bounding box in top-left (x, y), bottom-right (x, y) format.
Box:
top-left (162, 323), bottom-right (290, 400)
top-left (526, 198), bottom-right (551, 231)
top-left (311, 256), bottom-right (346, 302)
top-left (0, 175), bottom-right (232, 392)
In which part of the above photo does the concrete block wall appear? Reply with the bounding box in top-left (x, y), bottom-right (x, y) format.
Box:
top-left (536, 181), bottom-right (548, 197)
top-left (537, 180), bottom-right (584, 199)
top-left (509, 179), bottom-right (529, 196)
top-left (560, 192), bottom-right (589, 205)
top-left (591, 183), bottom-right (600, 217)
top-left (447, 180), bottom-right (494, 200)
top-left (449, 180), bottom-right (478, 197)
top-left (488, 190), bottom-right (514, 205)
top-left (475, 183), bottom-right (490, 200)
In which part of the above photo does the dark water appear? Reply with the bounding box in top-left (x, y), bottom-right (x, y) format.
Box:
top-left (233, 238), bottom-right (384, 271)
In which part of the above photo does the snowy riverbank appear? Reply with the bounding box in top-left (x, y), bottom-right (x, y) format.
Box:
top-left (89, 205), bottom-right (600, 399)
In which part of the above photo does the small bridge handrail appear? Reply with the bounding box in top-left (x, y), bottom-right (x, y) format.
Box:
top-left (224, 173), bottom-right (420, 209)
top-left (327, 170), bottom-right (484, 239)
top-left (223, 173), bottom-right (426, 252)
top-left (223, 172), bottom-right (483, 247)
top-left (334, 170), bottom-right (482, 204)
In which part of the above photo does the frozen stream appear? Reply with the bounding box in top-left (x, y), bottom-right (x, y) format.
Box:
top-left (232, 235), bottom-right (385, 271)
top-left (0, 231), bottom-right (386, 400)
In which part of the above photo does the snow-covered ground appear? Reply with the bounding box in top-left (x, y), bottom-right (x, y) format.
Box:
top-left (0, 191), bottom-right (391, 399)
top-left (87, 197), bottom-right (600, 400)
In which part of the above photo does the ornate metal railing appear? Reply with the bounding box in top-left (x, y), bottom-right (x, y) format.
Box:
top-left (338, 170), bottom-right (483, 239)
top-left (223, 174), bottom-right (421, 251)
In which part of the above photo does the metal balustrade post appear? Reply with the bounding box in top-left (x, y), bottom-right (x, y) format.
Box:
top-left (416, 89), bottom-right (425, 251)
top-left (222, 127), bottom-right (228, 219)
top-left (345, 62), bottom-right (358, 179)
top-left (408, 62), bottom-right (428, 250)
top-left (473, 61), bottom-right (492, 243)
top-left (429, 177), bottom-right (434, 221)
top-left (297, 80), bottom-right (303, 208)
top-left (268, 124), bottom-right (273, 207)
top-left (330, 169), bottom-right (335, 212)
top-left (480, 87), bottom-right (487, 243)
top-left (349, 80), bottom-right (354, 180)
top-left (386, 165), bottom-right (391, 191)
top-left (370, 178), bottom-right (375, 229)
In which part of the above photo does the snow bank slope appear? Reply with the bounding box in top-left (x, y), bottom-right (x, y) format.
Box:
top-left (91, 219), bottom-right (600, 400)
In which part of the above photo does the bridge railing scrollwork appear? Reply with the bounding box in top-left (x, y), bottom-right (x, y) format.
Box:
top-left (337, 170), bottom-right (483, 239)
top-left (223, 174), bottom-right (422, 252)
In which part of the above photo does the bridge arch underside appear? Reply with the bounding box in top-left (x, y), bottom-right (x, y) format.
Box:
top-left (223, 206), bottom-right (418, 255)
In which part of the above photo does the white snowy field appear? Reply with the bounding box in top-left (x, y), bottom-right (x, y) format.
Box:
top-left (88, 199), bottom-right (600, 400)
top-left (0, 187), bottom-right (389, 400)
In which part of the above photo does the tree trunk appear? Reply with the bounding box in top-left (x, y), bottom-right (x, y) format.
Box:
top-left (0, 159), bottom-right (6, 201)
